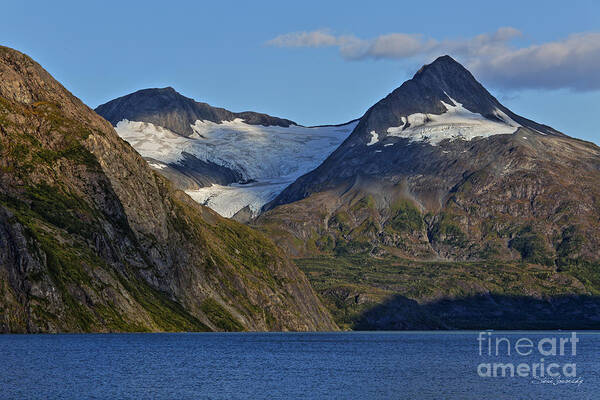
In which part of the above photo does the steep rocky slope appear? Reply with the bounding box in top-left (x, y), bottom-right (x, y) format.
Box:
top-left (0, 46), bottom-right (336, 333)
top-left (262, 56), bottom-right (600, 264)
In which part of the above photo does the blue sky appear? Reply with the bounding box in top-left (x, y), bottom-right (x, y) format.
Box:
top-left (2, 0), bottom-right (599, 143)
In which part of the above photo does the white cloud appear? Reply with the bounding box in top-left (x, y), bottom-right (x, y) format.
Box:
top-left (472, 33), bottom-right (600, 91)
top-left (266, 28), bottom-right (519, 60)
top-left (362, 34), bottom-right (432, 59)
top-left (266, 29), bottom-right (339, 47)
top-left (266, 28), bottom-right (600, 91)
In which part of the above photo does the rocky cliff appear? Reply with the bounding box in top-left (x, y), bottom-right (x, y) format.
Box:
top-left (0, 46), bottom-right (337, 333)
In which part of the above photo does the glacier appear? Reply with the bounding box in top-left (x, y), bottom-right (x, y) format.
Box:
top-left (385, 96), bottom-right (521, 146)
top-left (115, 118), bottom-right (358, 218)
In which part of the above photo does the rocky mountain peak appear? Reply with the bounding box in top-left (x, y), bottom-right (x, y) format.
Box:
top-left (0, 45), bottom-right (58, 104)
top-left (267, 55), bottom-right (569, 211)
top-left (95, 86), bottom-right (296, 137)
top-left (130, 86), bottom-right (179, 99)
top-left (414, 55), bottom-right (470, 78)
top-left (0, 46), bottom-right (101, 124)
top-left (376, 56), bottom-right (504, 121)
top-left (159, 86), bottom-right (177, 93)
top-left (349, 55), bottom-right (561, 147)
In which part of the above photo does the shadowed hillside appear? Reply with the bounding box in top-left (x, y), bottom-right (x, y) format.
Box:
top-left (0, 46), bottom-right (336, 333)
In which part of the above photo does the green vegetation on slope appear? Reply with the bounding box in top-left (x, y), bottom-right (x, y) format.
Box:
top-left (0, 187), bottom-right (210, 332)
top-left (386, 199), bottom-right (423, 233)
top-left (296, 255), bottom-right (600, 330)
top-left (200, 298), bottom-right (244, 332)
top-left (0, 46), bottom-right (336, 332)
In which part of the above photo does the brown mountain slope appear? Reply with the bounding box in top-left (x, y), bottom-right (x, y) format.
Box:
top-left (259, 56), bottom-right (600, 265)
top-left (0, 46), bottom-right (336, 333)
top-left (257, 131), bottom-right (600, 263)
top-left (253, 57), bottom-right (600, 329)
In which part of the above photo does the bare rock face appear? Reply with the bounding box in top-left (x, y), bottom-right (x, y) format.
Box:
top-left (260, 56), bottom-right (600, 264)
top-left (0, 46), bottom-right (336, 333)
top-left (95, 87), bottom-right (296, 137)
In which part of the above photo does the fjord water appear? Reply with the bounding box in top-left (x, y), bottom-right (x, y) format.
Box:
top-left (1, 332), bottom-right (598, 399)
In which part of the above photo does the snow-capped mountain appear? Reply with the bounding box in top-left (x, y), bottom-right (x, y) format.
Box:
top-left (95, 90), bottom-right (357, 218)
top-left (96, 86), bottom-right (295, 136)
top-left (259, 55), bottom-right (600, 263)
top-left (268, 55), bottom-right (563, 209)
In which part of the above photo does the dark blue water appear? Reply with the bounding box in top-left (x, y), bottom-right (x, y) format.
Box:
top-left (1, 332), bottom-right (598, 399)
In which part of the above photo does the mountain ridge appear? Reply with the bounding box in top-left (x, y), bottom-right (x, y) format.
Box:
top-left (95, 87), bottom-right (296, 137)
top-left (96, 86), bottom-right (359, 219)
top-left (267, 55), bottom-right (568, 210)
top-left (3, 45), bottom-right (600, 332)
top-left (258, 55), bottom-right (600, 264)
top-left (0, 45), bottom-right (336, 333)
top-left (250, 56), bottom-right (600, 330)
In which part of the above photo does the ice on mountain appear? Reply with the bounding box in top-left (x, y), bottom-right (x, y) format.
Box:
top-left (148, 162), bottom-right (167, 170)
top-left (386, 96), bottom-right (521, 145)
top-left (366, 131), bottom-right (379, 146)
top-left (115, 118), bottom-right (358, 217)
